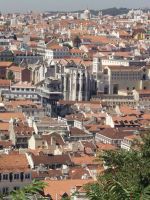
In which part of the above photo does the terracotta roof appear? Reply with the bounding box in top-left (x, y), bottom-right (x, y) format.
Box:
top-left (97, 128), bottom-right (133, 140)
top-left (72, 155), bottom-right (97, 165)
top-left (5, 100), bottom-right (39, 109)
top-left (118, 30), bottom-right (130, 37)
top-left (13, 122), bottom-right (34, 136)
top-left (32, 169), bottom-right (62, 179)
top-left (0, 154), bottom-right (30, 172)
top-left (124, 134), bottom-right (141, 141)
top-left (70, 48), bottom-right (84, 54)
top-left (84, 113), bottom-right (106, 119)
top-left (65, 113), bottom-right (85, 121)
top-left (81, 141), bottom-right (96, 151)
top-left (9, 66), bottom-right (25, 72)
top-left (69, 167), bottom-right (91, 179)
top-left (0, 112), bottom-right (25, 121)
top-left (115, 51), bottom-right (133, 58)
top-left (70, 127), bottom-right (88, 136)
top-left (86, 125), bottom-right (110, 132)
top-left (112, 115), bottom-right (139, 126)
top-left (0, 62), bottom-right (13, 68)
top-left (96, 142), bottom-right (117, 151)
top-left (0, 122), bottom-right (9, 131)
top-left (44, 179), bottom-right (92, 200)
top-left (0, 79), bottom-right (11, 87)
top-left (32, 154), bottom-right (72, 166)
top-left (81, 35), bottom-right (115, 45)
top-left (142, 114), bottom-right (150, 120)
top-left (0, 140), bottom-right (12, 148)
top-left (138, 90), bottom-right (150, 95)
top-left (119, 105), bottom-right (140, 116)
top-left (47, 44), bottom-right (67, 51)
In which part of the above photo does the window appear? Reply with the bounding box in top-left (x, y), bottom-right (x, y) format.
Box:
top-left (14, 186), bottom-right (19, 190)
top-left (143, 74), bottom-right (146, 80)
top-left (14, 174), bottom-right (19, 180)
top-left (2, 187), bottom-right (8, 195)
top-left (25, 174), bottom-right (30, 179)
top-left (3, 174), bottom-right (8, 180)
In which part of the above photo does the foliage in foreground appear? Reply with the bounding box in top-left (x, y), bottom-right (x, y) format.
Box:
top-left (85, 133), bottom-right (150, 200)
top-left (1, 180), bottom-right (47, 200)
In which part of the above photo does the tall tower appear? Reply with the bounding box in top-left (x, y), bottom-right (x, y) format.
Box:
top-left (83, 8), bottom-right (91, 20)
top-left (92, 53), bottom-right (102, 74)
top-left (98, 10), bottom-right (102, 24)
top-left (98, 10), bottom-right (102, 18)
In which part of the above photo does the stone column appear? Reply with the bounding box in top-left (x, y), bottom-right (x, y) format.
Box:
top-left (85, 72), bottom-right (89, 101)
top-left (78, 72), bottom-right (83, 101)
top-left (63, 74), bottom-right (67, 100)
top-left (69, 72), bottom-right (73, 101)
top-left (72, 71), bottom-right (77, 101)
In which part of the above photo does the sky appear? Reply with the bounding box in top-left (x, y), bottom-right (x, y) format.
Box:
top-left (0, 0), bottom-right (150, 13)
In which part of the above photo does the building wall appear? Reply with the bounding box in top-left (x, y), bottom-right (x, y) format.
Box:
top-left (28, 135), bottom-right (36, 150)
top-left (63, 68), bottom-right (92, 101)
top-left (0, 67), bottom-right (7, 79)
top-left (0, 172), bottom-right (32, 194)
top-left (22, 68), bottom-right (31, 82)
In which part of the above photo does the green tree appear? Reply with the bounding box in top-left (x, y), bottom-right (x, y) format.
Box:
top-left (73, 35), bottom-right (81, 48)
top-left (7, 70), bottom-right (15, 81)
top-left (86, 133), bottom-right (150, 200)
top-left (2, 180), bottom-right (48, 200)
top-left (63, 43), bottom-right (72, 49)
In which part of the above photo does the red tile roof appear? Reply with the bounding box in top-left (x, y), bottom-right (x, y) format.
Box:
top-left (44, 179), bottom-right (92, 200)
top-left (0, 79), bottom-right (11, 87)
top-left (0, 154), bottom-right (30, 172)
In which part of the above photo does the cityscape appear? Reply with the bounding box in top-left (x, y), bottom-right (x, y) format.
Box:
top-left (0, 0), bottom-right (150, 199)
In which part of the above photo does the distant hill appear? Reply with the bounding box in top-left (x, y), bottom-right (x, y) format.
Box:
top-left (92, 7), bottom-right (130, 16)
top-left (47, 7), bottom-right (150, 17)
top-left (47, 7), bottom-right (130, 16)
top-left (72, 7), bottom-right (130, 16)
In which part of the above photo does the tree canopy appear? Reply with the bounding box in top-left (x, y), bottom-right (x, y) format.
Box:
top-left (1, 180), bottom-right (47, 200)
top-left (86, 132), bottom-right (150, 200)
top-left (7, 70), bottom-right (15, 81)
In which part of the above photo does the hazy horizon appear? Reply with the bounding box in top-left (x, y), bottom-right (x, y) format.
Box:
top-left (0, 0), bottom-right (150, 13)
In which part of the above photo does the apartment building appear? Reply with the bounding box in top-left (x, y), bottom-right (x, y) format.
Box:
top-left (7, 65), bottom-right (31, 82)
top-left (0, 62), bottom-right (13, 79)
top-left (45, 44), bottom-right (70, 61)
top-left (2, 82), bottom-right (39, 102)
top-left (0, 154), bottom-right (32, 195)
top-left (13, 50), bottom-right (42, 64)
top-left (9, 119), bottom-right (34, 148)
